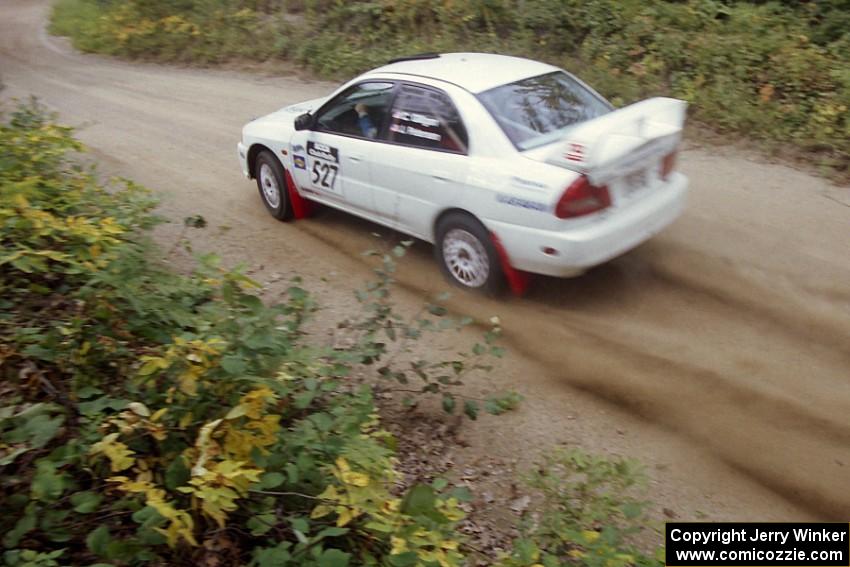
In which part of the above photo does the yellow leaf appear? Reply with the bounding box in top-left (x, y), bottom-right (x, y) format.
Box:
top-left (179, 411), bottom-right (193, 428)
top-left (380, 498), bottom-right (400, 514)
top-left (224, 404), bottom-right (247, 420)
top-left (178, 368), bottom-right (199, 396)
top-left (138, 356), bottom-right (167, 376)
top-left (317, 485), bottom-right (339, 501)
top-left (191, 418), bottom-right (222, 476)
top-left (336, 507), bottom-right (353, 527)
top-left (341, 471), bottom-right (370, 487)
top-left (391, 536), bottom-right (408, 555)
top-left (90, 433), bottom-right (135, 472)
top-left (582, 530), bottom-right (601, 543)
top-left (310, 504), bottom-right (333, 519)
top-left (128, 402), bottom-right (150, 417)
top-left (335, 457), bottom-right (350, 474)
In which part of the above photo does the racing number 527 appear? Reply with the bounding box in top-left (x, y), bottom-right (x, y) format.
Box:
top-left (311, 161), bottom-right (338, 190)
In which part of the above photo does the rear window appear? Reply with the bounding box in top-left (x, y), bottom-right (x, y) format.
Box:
top-left (387, 84), bottom-right (468, 153)
top-left (478, 71), bottom-right (612, 150)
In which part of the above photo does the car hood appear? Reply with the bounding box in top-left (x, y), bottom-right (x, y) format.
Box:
top-left (252, 96), bottom-right (329, 127)
top-left (243, 96), bottom-right (328, 137)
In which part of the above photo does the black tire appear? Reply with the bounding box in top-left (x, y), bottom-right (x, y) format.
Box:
top-left (255, 150), bottom-right (293, 221)
top-left (434, 212), bottom-right (505, 295)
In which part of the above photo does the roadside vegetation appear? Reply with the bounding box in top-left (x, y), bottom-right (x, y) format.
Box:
top-left (0, 100), bottom-right (663, 565)
top-left (49, 0), bottom-right (850, 178)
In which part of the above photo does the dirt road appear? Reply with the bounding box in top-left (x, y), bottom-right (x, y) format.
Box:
top-left (3, 0), bottom-right (849, 522)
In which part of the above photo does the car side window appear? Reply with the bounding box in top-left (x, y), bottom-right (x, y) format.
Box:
top-left (387, 84), bottom-right (468, 153)
top-left (315, 82), bottom-right (395, 139)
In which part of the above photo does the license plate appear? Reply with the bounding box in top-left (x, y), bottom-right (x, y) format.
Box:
top-left (622, 168), bottom-right (648, 196)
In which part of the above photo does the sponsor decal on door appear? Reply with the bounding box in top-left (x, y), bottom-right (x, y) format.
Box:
top-left (307, 141), bottom-right (340, 195)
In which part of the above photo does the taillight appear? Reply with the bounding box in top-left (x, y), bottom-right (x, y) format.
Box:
top-left (555, 175), bottom-right (611, 219)
top-left (660, 151), bottom-right (677, 180)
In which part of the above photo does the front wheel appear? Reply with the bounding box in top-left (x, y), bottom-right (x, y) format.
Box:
top-left (434, 212), bottom-right (504, 295)
top-left (255, 150), bottom-right (293, 221)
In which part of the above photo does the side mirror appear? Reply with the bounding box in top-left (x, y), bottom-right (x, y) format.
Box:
top-left (294, 112), bottom-right (313, 131)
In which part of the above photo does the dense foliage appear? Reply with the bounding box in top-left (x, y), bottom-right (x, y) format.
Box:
top-left (50, 0), bottom-right (849, 176)
top-left (0, 100), bottom-right (503, 566)
top-left (498, 449), bottom-right (662, 567)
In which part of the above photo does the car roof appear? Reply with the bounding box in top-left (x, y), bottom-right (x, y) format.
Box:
top-left (363, 52), bottom-right (560, 94)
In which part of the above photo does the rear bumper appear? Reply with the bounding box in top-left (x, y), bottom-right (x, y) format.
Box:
top-left (486, 172), bottom-right (688, 277)
top-left (237, 142), bottom-right (250, 178)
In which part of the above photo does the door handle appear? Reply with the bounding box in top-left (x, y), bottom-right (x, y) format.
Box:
top-left (348, 155), bottom-right (364, 163)
top-left (432, 175), bottom-right (449, 183)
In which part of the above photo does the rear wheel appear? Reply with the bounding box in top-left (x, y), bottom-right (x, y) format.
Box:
top-left (255, 150), bottom-right (293, 221)
top-left (435, 212), bottom-right (504, 295)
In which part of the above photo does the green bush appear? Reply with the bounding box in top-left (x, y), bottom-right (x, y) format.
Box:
top-left (497, 448), bottom-right (663, 567)
top-left (1, 100), bottom-right (518, 565)
top-left (50, 0), bottom-right (280, 63)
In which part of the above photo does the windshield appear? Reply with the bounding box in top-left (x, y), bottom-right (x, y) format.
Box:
top-left (478, 71), bottom-right (612, 150)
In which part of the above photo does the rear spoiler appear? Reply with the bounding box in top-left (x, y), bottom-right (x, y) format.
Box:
top-left (546, 97), bottom-right (687, 183)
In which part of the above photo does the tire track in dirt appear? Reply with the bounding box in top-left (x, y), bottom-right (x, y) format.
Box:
top-left (297, 210), bottom-right (850, 518)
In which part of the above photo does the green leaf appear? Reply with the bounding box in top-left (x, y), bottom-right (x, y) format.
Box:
top-left (463, 400), bottom-right (479, 420)
top-left (6, 411), bottom-right (64, 449)
top-left (432, 478), bottom-right (449, 491)
top-left (247, 513), bottom-right (275, 536)
top-left (401, 484), bottom-right (437, 517)
top-left (132, 505), bottom-right (164, 528)
top-left (164, 457), bottom-right (189, 490)
top-left (317, 527), bottom-right (349, 539)
top-left (31, 460), bottom-right (67, 502)
top-left (76, 385), bottom-right (103, 399)
top-left (388, 552), bottom-right (418, 566)
top-left (220, 355), bottom-right (247, 375)
top-left (318, 549), bottom-right (350, 567)
top-left (309, 412), bottom-right (333, 432)
top-left (0, 446), bottom-right (30, 466)
top-left (3, 503), bottom-right (37, 547)
top-left (448, 486), bottom-right (472, 502)
top-left (294, 391), bottom-right (315, 409)
top-left (78, 397), bottom-right (128, 416)
top-left (484, 392), bottom-right (523, 415)
top-left (290, 517), bottom-right (309, 534)
top-left (253, 542), bottom-right (292, 566)
top-left (364, 520), bottom-right (394, 533)
top-left (441, 394), bottom-right (455, 414)
top-left (240, 294), bottom-right (264, 314)
top-left (426, 304), bottom-right (447, 316)
top-left (86, 525), bottom-right (111, 557)
top-left (71, 491), bottom-right (103, 513)
top-left (260, 472), bottom-right (286, 489)
top-left (285, 463), bottom-right (299, 484)
top-left (621, 501), bottom-right (644, 519)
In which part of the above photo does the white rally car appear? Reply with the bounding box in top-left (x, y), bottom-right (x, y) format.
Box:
top-left (237, 53), bottom-right (688, 294)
